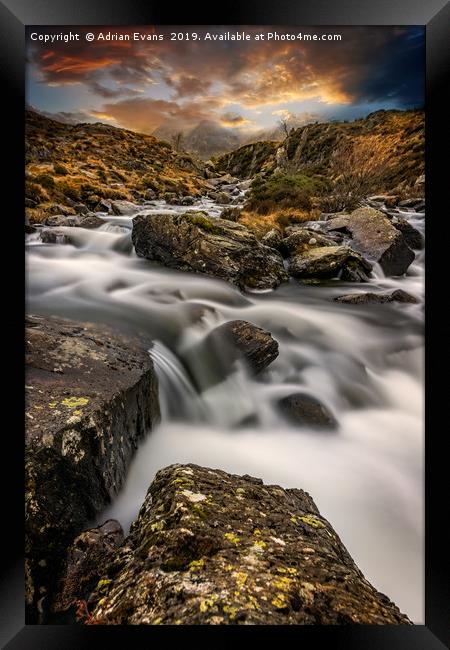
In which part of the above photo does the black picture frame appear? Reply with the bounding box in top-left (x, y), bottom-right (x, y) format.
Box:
top-left (2, 0), bottom-right (448, 647)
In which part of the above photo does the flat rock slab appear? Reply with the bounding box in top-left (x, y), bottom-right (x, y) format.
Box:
top-left (85, 464), bottom-right (410, 625)
top-left (25, 314), bottom-right (160, 621)
top-left (334, 289), bottom-right (418, 305)
top-left (132, 212), bottom-right (288, 291)
top-left (346, 207), bottom-right (414, 275)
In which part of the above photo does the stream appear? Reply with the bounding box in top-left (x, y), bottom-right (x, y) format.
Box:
top-left (26, 197), bottom-right (424, 622)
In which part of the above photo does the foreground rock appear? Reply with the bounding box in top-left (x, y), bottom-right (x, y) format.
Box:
top-left (25, 315), bottom-right (160, 621)
top-left (132, 212), bottom-right (288, 291)
top-left (345, 207), bottom-right (414, 275)
top-left (81, 464), bottom-right (410, 625)
top-left (277, 393), bottom-right (337, 429)
top-left (334, 289), bottom-right (418, 305)
top-left (391, 217), bottom-right (424, 250)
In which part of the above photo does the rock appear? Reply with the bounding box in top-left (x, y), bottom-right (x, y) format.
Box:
top-left (220, 207), bottom-right (242, 222)
top-left (52, 520), bottom-right (124, 621)
top-left (288, 246), bottom-right (373, 282)
top-left (368, 195), bottom-right (399, 207)
top-left (39, 229), bottom-right (70, 244)
top-left (47, 203), bottom-right (76, 216)
top-left (261, 229), bottom-right (283, 250)
top-left (25, 315), bottom-right (160, 621)
top-left (180, 196), bottom-right (195, 206)
top-left (280, 229), bottom-right (334, 257)
top-left (45, 215), bottom-right (80, 227)
top-left (204, 320), bottom-right (279, 375)
top-left (334, 289), bottom-right (418, 305)
top-left (163, 192), bottom-right (179, 204)
top-left (345, 207), bottom-right (415, 276)
top-left (110, 200), bottom-right (138, 215)
top-left (325, 215), bottom-right (351, 233)
top-left (398, 198), bottom-right (424, 208)
top-left (94, 199), bottom-right (111, 213)
top-left (73, 203), bottom-right (89, 215)
top-left (277, 393), bottom-right (337, 428)
top-left (77, 215), bottom-right (105, 229)
top-left (237, 179), bottom-right (252, 191)
top-left (216, 192), bottom-right (232, 205)
top-left (144, 189), bottom-right (157, 201)
top-left (131, 212), bottom-right (288, 291)
top-left (25, 224), bottom-right (37, 234)
top-left (391, 217), bottom-right (424, 250)
top-left (209, 174), bottom-right (239, 186)
top-left (83, 464), bottom-right (410, 625)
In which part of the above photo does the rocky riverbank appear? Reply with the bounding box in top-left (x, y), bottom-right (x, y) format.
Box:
top-left (52, 464), bottom-right (411, 625)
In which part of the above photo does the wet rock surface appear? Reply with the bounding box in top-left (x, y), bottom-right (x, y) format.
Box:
top-left (345, 207), bottom-right (414, 275)
top-left (81, 464), bottom-right (411, 625)
top-left (277, 393), bottom-right (337, 429)
top-left (334, 289), bottom-right (418, 305)
top-left (25, 314), bottom-right (160, 621)
top-left (52, 520), bottom-right (124, 621)
top-left (289, 246), bottom-right (373, 282)
top-left (391, 217), bottom-right (424, 250)
top-left (132, 212), bottom-right (288, 291)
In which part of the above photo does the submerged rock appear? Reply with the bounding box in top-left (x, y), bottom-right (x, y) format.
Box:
top-left (277, 393), bottom-right (337, 429)
top-left (289, 246), bottom-right (373, 282)
top-left (82, 464), bottom-right (410, 625)
top-left (40, 228), bottom-right (70, 244)
top-left (204, 320), bottom-right (279, 375)
top-left (346, 207), bottom-right (414, 275)
top-left (25, 315), bottom-right (160, 622)
top-left (132, 212), bottom-right (288, 291)
top-left (334, 289), bottom-right (418, 305)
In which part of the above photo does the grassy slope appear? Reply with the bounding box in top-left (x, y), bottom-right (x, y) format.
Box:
top-left (25, 110), bottom-right (208, 222)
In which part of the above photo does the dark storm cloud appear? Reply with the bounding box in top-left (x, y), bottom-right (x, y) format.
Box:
top-left (27, 26), bottom-right (424, 134)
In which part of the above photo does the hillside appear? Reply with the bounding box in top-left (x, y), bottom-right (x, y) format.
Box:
top-left (25, 110), bottom-right (209, 221)
top-left (216, 109), bottom-right (425, 191)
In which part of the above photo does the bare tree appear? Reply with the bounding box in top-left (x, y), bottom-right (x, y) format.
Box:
top-left (171, 132), bottom-right (185, 152)
top-left (278, 119), bottom-right (290, 139)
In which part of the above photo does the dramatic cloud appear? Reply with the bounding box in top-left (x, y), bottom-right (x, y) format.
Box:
top-left (27, 26), bottom-right (424, 137)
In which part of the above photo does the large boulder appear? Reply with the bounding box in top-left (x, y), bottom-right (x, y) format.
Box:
top-left (82, 464), bottom-right (411, 625)
top-left (25, 315), bottom-right (160, 622)
top-left (346, 207), bottom-right (414, 275)
top-left (280, 229), bottom-right (335, 257)
top-left (132, 212), bottom-right (288, 291)
top-left (391, 217), bottom-right (424, 250)
top-left (288, 246), bottom-right (373, 282)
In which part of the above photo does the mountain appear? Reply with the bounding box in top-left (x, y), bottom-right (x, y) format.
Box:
top-left (153, 120), bottom-right (243, 160)
top-left (25, 109), bottom-right (209, 222)
top-left (215, 109), bottom-right (425, 191)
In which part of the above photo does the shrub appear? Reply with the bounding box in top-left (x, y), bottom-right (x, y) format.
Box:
top-left (35, 173), bottom-right (55, 190)
top-left (25, 181), bottom-right (48, 204)
top-left (54, 163), bottom-right (69, 175)
top-left (245, 173), bottom-right (328, 214)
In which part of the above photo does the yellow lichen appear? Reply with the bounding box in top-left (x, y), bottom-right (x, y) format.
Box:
top-left (189, 559), bottom-right (205, 571)
top-left (272, 593), bottom-right (289, 609)
top-left (223, 604), bottom-right (238, 620)
top-left (234, 572), bottom-right (248, 589)
top-left (253, 539), bottom-right (267, 550)
top-left (273, 576), bottom-right (293, 591)
top-left (150, 521), bottom-right (165, 533)
top-left (61, 396), bottom-right (89, 408)
top-left (224, 532), bottom-right (240, 545)
top-left (253, 529), bottom-right (262, 536)
top-left (97, 578), bottom-right (111, 592)
top-left (48, 402), bottom-right (57, 409)
top-left (200, 596), bottom-right (218, 613)
top-left (299, 515), bottom-right (324, 528)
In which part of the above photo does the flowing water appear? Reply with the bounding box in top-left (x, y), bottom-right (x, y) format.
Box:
top-left (26, 199), bottom-right (424, 622)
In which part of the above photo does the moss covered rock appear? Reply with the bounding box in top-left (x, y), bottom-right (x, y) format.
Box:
top-left (132, 212), bottom-right (288, 291)
top-left (84, 464), bottom-right (410, 625)
top-left (25, 315), bottom-right (160, 622)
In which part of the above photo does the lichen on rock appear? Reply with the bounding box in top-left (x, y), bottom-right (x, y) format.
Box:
top-left (79, 464), bottom-right (411, 625)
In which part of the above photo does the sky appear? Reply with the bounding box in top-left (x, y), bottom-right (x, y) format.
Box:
top-left (26, 26), bottom-right (425, 139)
